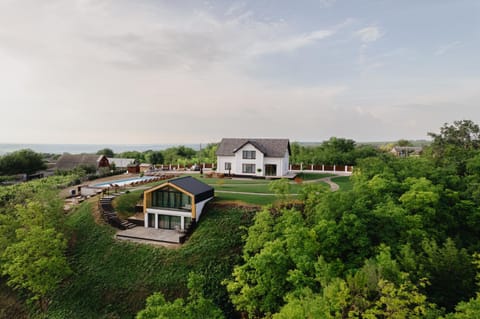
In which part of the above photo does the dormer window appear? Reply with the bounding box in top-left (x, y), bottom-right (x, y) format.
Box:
top-left (242, 150), bottom-right (256, 159)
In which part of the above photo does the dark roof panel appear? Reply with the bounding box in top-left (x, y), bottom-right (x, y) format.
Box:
top-left (216, 138), bottom-right (290, 157)
top-left (169, 176), bottom-right (213, 197)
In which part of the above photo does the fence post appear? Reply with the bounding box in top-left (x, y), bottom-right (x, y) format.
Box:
top-left (345, 166), bottom-right (348, 172)
top-left (300, 163), bottom-right (303, 171)
top-left (333, 165), bottom-right (336, 172)
top-left (311, 164), bottom-right (314, 171)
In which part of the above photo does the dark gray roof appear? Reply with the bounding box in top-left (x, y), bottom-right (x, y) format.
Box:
top-left (169, 176), bottom-right (213, 197)
top-left (56, 154), bottom-right (107, 171)
top-left (216, 138), bottom-right (291, 157)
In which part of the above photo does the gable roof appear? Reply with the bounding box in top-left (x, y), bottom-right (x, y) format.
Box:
top-left (216, 138), bottom-right (291, 157)
top-left (56, 154), bottom-right (108, 171)
top-left (145, 176), bottom-right (214, 203)
top-left (170, 176), bottom-right (213, 197)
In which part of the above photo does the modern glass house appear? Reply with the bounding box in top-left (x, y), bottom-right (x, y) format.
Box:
top-left (143, 176), bottom-right (214, 231)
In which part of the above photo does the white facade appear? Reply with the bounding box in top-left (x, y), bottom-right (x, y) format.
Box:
top-left (217, 142), bottom-right (289, 177)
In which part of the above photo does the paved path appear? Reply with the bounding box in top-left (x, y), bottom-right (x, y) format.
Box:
top-left (316, 176), bottom-right (340, 192)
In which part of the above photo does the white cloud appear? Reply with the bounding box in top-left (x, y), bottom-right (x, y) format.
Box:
top-left (435, 41), bottom-right (461, 56)
top-left (355, 26), bottom-right (382, 43)
top-left (246, 29), bottom-right (334, 56)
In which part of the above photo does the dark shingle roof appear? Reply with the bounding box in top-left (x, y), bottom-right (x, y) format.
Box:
top-left (216, 138), bottom-right (291, 157)
top-left (56, 154), bottom-right (107, 171)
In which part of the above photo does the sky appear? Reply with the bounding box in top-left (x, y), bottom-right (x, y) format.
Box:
top-left (0, 0), bottom-right (479, 144)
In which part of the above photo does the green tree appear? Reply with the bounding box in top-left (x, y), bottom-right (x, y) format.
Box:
top-left (0, 149), bottom-right (46, 175)
top-left (137, 273), bottom-right (224, 319)
top-left (146, 151), bottom-right (164, 165)
top-left (1, 225), bottom-right (71, 311)
top-left (427, 120), bottom-right (480, 175)
top-left (268, 179), bottom-right (291, 201)
top-left (96, 148), bottom-right (115, 157)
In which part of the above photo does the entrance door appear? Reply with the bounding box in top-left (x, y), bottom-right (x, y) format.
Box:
top-left (265, 164), bottom-right (277, 176)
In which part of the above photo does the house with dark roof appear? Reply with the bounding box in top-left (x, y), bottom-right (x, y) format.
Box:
top-left (216, 138), bottom-right (291, 177)
top-left (55, 154), bottom-right (110, 172)
top-left (142, 176), bottom-right (214, 231)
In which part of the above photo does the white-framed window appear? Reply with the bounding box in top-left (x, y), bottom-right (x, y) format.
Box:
top-left (242, 150), bottom-right (256, 159)
top-left (242, 163), bottom-right (255, 174)
top-left (225, 162), bottom-right (231, 170)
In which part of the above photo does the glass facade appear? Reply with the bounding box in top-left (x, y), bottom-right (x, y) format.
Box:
top-left (151, 186), bottom-right (191, 210)
top-left (158, 215), bottom-right (181, 230)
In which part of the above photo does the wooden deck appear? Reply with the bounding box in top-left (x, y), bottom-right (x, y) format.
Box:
top-left (116, 227), bottom-right (183, 244)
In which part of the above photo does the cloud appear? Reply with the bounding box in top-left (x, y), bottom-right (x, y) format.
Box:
top-left (318, 0), bottom-right (337, 8)
top-left (246, 29), bottom-right (334, 56)
top-left (434, 41), bottom-right (461, 56)
top-left (355, 26), bottom-right (383, 43)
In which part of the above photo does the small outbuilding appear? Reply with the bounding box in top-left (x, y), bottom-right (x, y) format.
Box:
top-left (143, 176), bottom-right (214, 231)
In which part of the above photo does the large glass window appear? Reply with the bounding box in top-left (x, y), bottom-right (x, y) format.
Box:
top-left (157, 215), bottom-right (181, 230)
top-left (242, 150), bottom-right (256, 159)
top-left (242, 164), bottom-right (256, 174)
top-left (151, 187), bottom-right (191, 210)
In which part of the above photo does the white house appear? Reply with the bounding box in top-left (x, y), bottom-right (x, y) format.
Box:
top-left (216, 138), bottom-right (291, 177)
top-left (143, 176), bottom-right (214, 231)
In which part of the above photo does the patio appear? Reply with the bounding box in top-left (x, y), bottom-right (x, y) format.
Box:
top-left (116, 226), bottom-right (183, 244)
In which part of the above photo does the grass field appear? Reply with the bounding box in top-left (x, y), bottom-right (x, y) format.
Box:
top-left (113, 174), bottom-right (337, 207)
top-left (47, 201), bottom-right (255, 319)
top-left (331, 176), bottom-right (353, 191)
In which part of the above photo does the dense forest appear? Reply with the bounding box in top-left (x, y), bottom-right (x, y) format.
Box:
top-left (1, 120), bottom-right (480, 318)
top-left (131, 121), bottom-right (480, 318)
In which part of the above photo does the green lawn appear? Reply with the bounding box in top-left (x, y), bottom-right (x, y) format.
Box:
top-left (331, 176), bottom-right (353, 191)
top-left (214, 193), bottom-right (279, 206)
top-left (295, 172), bottom-right (336, 180)
top-left (48, 201), bottom-right (255, 319)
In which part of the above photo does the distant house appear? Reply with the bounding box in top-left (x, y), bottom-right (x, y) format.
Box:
top-left (143, 176), bottom-right (214, 231)
top-left (55, 154), bottom-right (110, 172)
top-left (107, 158), bottom-right (136, 170)
top-left (390, 146), bottom-right (423, 157)
top-left (139, 163), bottom-right (153, 173)
top-left (216, 138), bottom-right (291, 177)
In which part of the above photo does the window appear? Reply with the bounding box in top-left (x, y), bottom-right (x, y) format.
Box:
top-left (242, 164), bottom-right (256, 174)
top-left (225, 162), bottom-right (231, 170)
top-left (242, 150), bottom-right (256, 159)
top-left (151, 187), bottom-right (191, 210)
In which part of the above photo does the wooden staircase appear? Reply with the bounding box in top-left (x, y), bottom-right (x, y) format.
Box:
top-left (99, 196), bottom-right (136, 230)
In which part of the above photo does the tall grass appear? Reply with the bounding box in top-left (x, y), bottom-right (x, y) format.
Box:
top-left (48, 201), bottom-right (255, 319)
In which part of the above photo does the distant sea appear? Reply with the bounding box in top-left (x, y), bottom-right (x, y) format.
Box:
top-left (0, 143), bottom-right (201, 155)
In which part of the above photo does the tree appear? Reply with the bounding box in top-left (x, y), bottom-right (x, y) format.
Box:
top-left (137, 273), bottom-right (224, 319)
top-left (1, 225), bottom-right (71, 311)
top-left (268, 179), bottom-right (291, 201)
top-left (0, 183), bottom-right (72, 311)
top-left (146, 151), bottom-right (164, 165)
top-left (0, 149), bottom-right (46, 175)
top-left (397, 139), bottom-right (413, 146)
top-left (427, 120), bottom-right (480, 175)
top-left (96, 148), bottom-right (115, 157)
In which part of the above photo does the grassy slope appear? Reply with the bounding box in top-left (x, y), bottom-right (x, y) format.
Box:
top-left (48, 201), bottom-right (254, 319)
